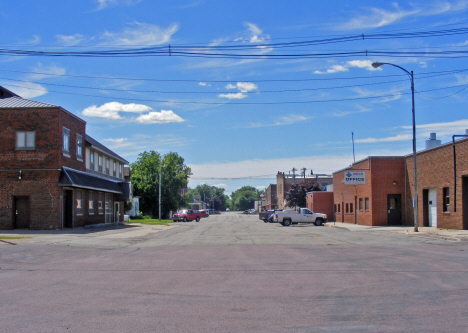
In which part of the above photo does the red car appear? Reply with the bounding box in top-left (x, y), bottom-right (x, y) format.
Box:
top-left (173, 209), bottom-right (201, 222)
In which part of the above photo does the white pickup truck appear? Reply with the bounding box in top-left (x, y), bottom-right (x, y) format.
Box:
top-left (274, 208), bottom-right (327, 227)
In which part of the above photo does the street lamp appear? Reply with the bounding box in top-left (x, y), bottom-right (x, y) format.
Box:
top-left (372, 62), bottom-right (418, 232)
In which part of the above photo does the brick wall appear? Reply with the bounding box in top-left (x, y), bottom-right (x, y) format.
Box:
top-left (59, 109), bottom-right (86, 171)
top-left (306, 192), bottom-right (334, 221)
top-left (333, 157), bottom-right (406, 226)
top-left (405, 138), bottom-right (468, 230)
top-left (0, 107), bottom-right (61, 169)
top-left (0, 170), bottom-right (62, 229)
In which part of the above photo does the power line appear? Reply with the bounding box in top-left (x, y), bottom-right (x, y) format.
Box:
top-left (1, 67), bottom-right (467, 83)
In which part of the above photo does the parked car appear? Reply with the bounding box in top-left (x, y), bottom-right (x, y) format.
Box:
top-left (199, 209), bottom-right (209, 218)
top-left (274, 208), bottom-right (327, 226)
top-left (259, 210), bottom-right (275, 222)
top-left (172, 209), bottom-right (202, 222)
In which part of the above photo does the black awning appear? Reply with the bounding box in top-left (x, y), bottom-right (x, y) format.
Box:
top-left (59, 167), bottom-right (129, 196)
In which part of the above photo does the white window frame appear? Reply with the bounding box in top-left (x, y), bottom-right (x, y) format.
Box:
top-left (63, 127), bottom-right (70, 155)
top-left (76, 134), bottom-right (83, 160)
top-left (16, 131), bottom-right (36, 150)
top-left (76, 190), bottom-right (83, 215)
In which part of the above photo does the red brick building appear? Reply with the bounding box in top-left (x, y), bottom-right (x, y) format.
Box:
top-left (0, 86), bottom-right (130, 230)
top-left (333, 157), bottom-right (407, 226)
top-left (306, 191), bottom-right (334, 221)
top-left (265, 184), bottom-right (277, 210)
top-left (405, 135), bottom-right (468, 230)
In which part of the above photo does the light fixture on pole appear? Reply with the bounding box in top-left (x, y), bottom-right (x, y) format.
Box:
top-left (371, 62), bottom-right (418, 232)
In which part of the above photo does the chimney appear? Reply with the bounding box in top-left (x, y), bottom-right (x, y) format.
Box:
top-left (425, 133), bottom-right (441, 150)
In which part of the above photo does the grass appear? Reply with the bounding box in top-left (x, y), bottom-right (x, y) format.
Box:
top-left (125, 219), bottom-right (172, 226)
top-left (0, 236), bottom-right (26, 240)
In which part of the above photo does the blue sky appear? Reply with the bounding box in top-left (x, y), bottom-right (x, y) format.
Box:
top-left (2, 0), bottom-right (468, 194)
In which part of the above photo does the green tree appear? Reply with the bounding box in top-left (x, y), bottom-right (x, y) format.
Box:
top-left (285, 181), bottom-right (322, 208)
top-left (130, 151), bottom-right (191, 218)
top-left (230, 186), bottom-right (262, 211)
top-left (185, 184), bottom-right (230, 210)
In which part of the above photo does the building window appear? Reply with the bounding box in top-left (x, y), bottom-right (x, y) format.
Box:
top-left (338, 204), bottom-right (341, 213)
top-left (334, 204), bottom-right (337, 213)
top-left (76, 190), bottom-right (83, 215)
top-left (350, 203), bottom-right (354, 214)
top-left (119, 164), bottom-right (123, 179)
top-left (359, 198), bottom-right (363, 210)
top-left (106, 158), bottom-right (110, 175)
top-left (443, 187), bottom-right (450, 212)
top-left (16, 131), bottom-right (35, 150)
top-left (90, 151), bottom-right (95, 170)
top-left (98, 155), bottom-right (103, 173)
top-left (63, 127), bottom-right (70, 155)
top-left (113, 161), bottom-right (116, 177)
top-left (365, 198), bottom-right (370, 211)
top-left (76, 134), bottom-right (83, 159)
top-left (98, 192), bottom-right (104, 214)
top-left (89, 191), bottom-right (94, 215)
top-left (345, 203), bottom-right (349, 213)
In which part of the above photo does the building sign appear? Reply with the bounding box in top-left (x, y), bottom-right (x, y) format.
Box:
top-left (344, 171), bottom-right (366, 185)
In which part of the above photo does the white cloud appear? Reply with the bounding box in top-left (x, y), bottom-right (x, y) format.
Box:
top-left (236, 82), bottom-right (258, 92)
top-left (418, 62), bottom-right (428, 68)
top-left (56, 34), bottom-right (84, 46)
top-left (315, 60), bottom-right (380, 75)
top-left (95, 0), bottom-right (143, 10)
top-left (100, 22), bottom-right (179, 46)
top-left (355, 134), bottom-right (413, 143)
top-left (336, 1), bottom-right (468, 30)
top-left (218, 93), bottom-right (247, 99)
top-left (244, 22), bottom-right (262, 36)
top-left (199, 82), bottom-right (211, 87)
top-left (82, 102), bottom-right (152, 119)
top-left (314, 65), bottom-right (349, 74)
top-left (247, 114), bottom-right (310, 128)
top-left (136, 110), bottom-right (185, 124)
top-left (28, 35), bottom-right (41, 45)
top-left (346, 60), bottom-right (380, 71)
top-left (29, 63), bottom-right (66, 80)
top-left (2, 82), bottom-right (47, 99)
top-left (402, 119), bottom-right (468, 137)
top-left (225, 84), bottom-right (236, 89)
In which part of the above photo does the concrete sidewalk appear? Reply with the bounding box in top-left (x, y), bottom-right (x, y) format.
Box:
top-left (326, 221), bottom-right (468, 242)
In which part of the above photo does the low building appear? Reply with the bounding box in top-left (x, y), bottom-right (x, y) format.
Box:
top-left (306, 191), bottom-right (334, 221)
top-left (276, 171), bottom-right (333, 209)
top-left (405, 132), bottom-right (468, 229)
top-left (0, 86), bottom-right (130, 229)
top-left (333, 157), bottom-right (406, 226)
top-left (265, 184), bottom-right (278, 210)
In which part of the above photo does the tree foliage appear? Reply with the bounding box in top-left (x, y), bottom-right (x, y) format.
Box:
top-left (130, 151), bottom-right (191, 218)
top-left (186, 184), bottom-right (230, 210)
top-left (285, 181), bottom-right (322, 208)
top-left (230, 186), bottom-right (263, 211)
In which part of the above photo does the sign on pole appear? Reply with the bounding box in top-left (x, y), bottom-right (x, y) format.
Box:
top-left (344, 171), bottom-right (366, 185)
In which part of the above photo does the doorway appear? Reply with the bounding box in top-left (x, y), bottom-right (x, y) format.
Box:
top-left (63, 190), bottom-right (73, 228)
top-left (13, 196), bottom-right (30, 229)
top-left (463, 177), bottom-right (468, 230)
top-left (114, 202), bottom-right (120, 224)
top-left (428, 189), bottom-right (437, 227)
top-left (387, 194), bottom-right (402, 225)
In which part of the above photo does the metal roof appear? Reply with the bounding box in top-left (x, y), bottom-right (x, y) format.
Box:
top-left (0, 85), bottom-right (58, 108)
top-left (59, 167), bottom-right (130, 196)
top-left (85, 135), bottom-right (129, 165)
top-left (0, 96), bottom-right (58, 108)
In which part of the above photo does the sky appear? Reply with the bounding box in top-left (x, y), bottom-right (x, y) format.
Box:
top-left (2, 0), bottom-right (468, 195)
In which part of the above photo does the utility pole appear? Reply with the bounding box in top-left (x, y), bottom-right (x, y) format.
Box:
top-left (352, 132), bottom-right (356, 163)
top-left (301, 167), bottom-right (307, 180)
top-left (292, 168), bottom-right (297, 183)
top-left (159, 156), bottom-right (162, 221)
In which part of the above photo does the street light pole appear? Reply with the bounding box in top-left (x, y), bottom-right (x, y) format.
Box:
top-left (372, 62), bottom-right (418, 232)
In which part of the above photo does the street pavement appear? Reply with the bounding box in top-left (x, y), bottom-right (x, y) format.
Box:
top-left (1, 212), bottom-right (468, 332)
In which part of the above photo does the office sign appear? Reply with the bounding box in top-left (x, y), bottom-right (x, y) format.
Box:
top-left (344, 171), bottom-right (366, 185)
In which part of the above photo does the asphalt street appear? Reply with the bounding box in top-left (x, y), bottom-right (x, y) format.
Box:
top-left (1, 212), bottom-right (468, 332)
